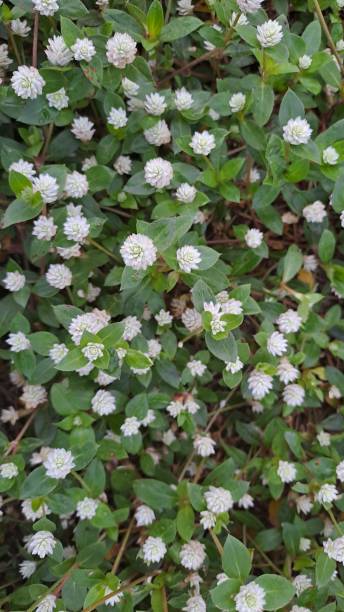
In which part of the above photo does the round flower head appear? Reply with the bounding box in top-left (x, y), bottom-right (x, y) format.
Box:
top-left (277, 309), bottom-right (302, 333)
top-left (22, 499), bottom-right (50, 521)
top-left (283, 117), bottom-right (312, 145)
top-left (45, 35), bottom-right (73, 65)
top-left (229, 92), bottom-right (246, 113)
top-left (323, 146), bottom-right (339, 165)
top-left (238, 493), bottom-right (254, 509)
top-left (283, 384), bottom-right (305, 407)
top-left (180, 540), bottom-right (206, 570)
top-left (46, 264), bottom-right (72, 290)
top-left (11, 66), bottom-right (45, 99)
top-left (225, 357), bottom-right (244, 374)
top-left (91, 389), bottom-right (116, 415)
top-left (121, 416), bottom-right (141, 436)
top-left (106, 33), bottom-right (137, 68)
top-left (177, 0), bottom-right (194, 16)
top-left (19, 560), bottom-right (37, 579)
top-left (7, 331), bottom-right (31, 353)
top-left (245, 228), bottom-right (263, 248)
top-left (27, 531), bottom-right (56, 558)
top-left (71, 116), bottom-right (95, 142)
top-left (323, 535), bottom-right (344, 561)
top-left (0, 462), bottom-right (18, 478)
top-left (120, 233), bottom-right (157, 270)
top-left (298, 54), bottom-right (312, 69)
top-left (63, 213), bottom-right (90, 243)
top-left (76, 497), bottom-right (98, 520)
top-left (303, 200), bottom-right (327, 223)
top-left (194, 434), bottom-right (216, 457)
top-left (33, 0), bottom-right (58, 15)
top-left (234, 582), bottom-right (266, 612)
top-left (0, 43), bottom-right (12, 69)
top-left (205, 486), bottom-right (233, 513)
top-left (144, 93), bottom-right (167, 116)
top-left (71, 38), bottom-right (96, 62)
top-left (43, 448), bottom-right (75, 479)
top-left (237, 0), bottom-right (263, 12)
top-left (277, 460), bottom-right (296, 483)
top-left (316, 483), bottom-right (339, 505)
top-left (35, 594), bottom-right (56, 612)
top-left (176, 183), bottom-right (197, 203)
top-left (123, 315), bottom-right (141, 341)
top-left (32, 174), bottom-right (59, 204)
top-left (175, 87), bottom-right (193, 110)
top-left (65, 171), bottom-right (89, 198)
top-left (11, 18), bottom-right (31, 37)
top-left (10, 159), bottom-right (35, 179)
top-left (142, 536), bottom-right (167, 564)
top-left (122, 77), bottom-right (139, 97)
top-left (176, 245), bottom-right (201, 273)
top-left (257, 20), bottom-right (283, 47)
top-left (248, 369), bottom-right (273, 400)
top-left (3, 271), bottom-right (25, 292)
top-left (114, 155), bottom-right (132, 175)
top-left (82, 342), bottom-right (104, 362)
top-left (200, 510), bottom-right (217, 530)
top-left (190, 131), bottom-right (216, 155)
top-left (144, 157), bottom-right (173, 189)
top-left (182, 308), bottom-right (202, 332)
top-left (292, 575), bottom-right (312, 596)
top-left (20, 384), bottom-right (47, 409)
top-left (32, 215), bottom-right (57, 241)
top-left (336, 460), bottom-right (344, 482)
top-left (144, 120), bottom-right (171, 146)
top-left (135, 505), bottom-right (156, 526)
top-left (267, 331), bottom-right (288, 356)
top-left (108, 107), bottom-right (128, 129)
top-left (277, 358), bottom-right (299, 384)
top-left (49, 343), bottom-right (68, 365)
top-left (47, 87), bottom-right (69, 110)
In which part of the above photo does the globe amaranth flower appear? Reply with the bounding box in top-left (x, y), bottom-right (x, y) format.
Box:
top-left (237, 0), bottom-right (264, 12)
top-left (7, 332), bottom-right (31, 353)
top-left (180, 540), bottom-right (206, 570)
top-left (144, 157), bottom-right (173, 189)
top-left (177, 245), bottom-right (202, 273)
top-left (317, 431), bottom-right (331, 447)
top-left (135, 505), bottom-right (156, 526)
top-left (298, 54), bottom-right (312, 69)
top-left (91, 389), bottom-right (116, 415)
top-left (11, 66), bottom-right (45, 99)
top-left (19, 560), bottom-right (37, 579)
top-left (323, 146), bottom-right (339, 165)
top-left (46, 264), bottom-right (72, 290)
top-left (9, 159), bottom-right (35, 179)
top-left (277, 309), bottom-right (302, 333)
top-left (32, 215), bottom-right (57, 240)
top-left (0, 43), bottom-right (12, 70)
top-left (46, 87), bottom-right (69, 110)
top-left (248, 369), bottom-right (273, 400)
top-left (283, 117), bottom-right (312, 145)
top-left (120, 233), bottom-right (157, 270)
top-left (82, 342), bottom-right (104, 362)
top-left (282, 383), bottom-right (305, 407)
top-left (35, 594), bottom-right (56, 612)
top-left (277, 460), bottom-right (296, 483)
top-left (155, 309), bottom-right (173, 326)
top-left (122, 315), bottom-right (142, 341)
top-left (187, 359), bottom-right (207, 377)
top-left (65, 171), bottom-right (89, 198)
top-left (323, 536), bottom-right (344, 561)
top-left (193, 434), bottom-right (216, 457)
top-left (177, 0), bottom-right (194, 16)
top-left (0, 406), bottom-right (19, 426)
top-left (3, 271), bottom-right (25, 292)
top-left (63, 213), bottom-right (90, 243)
top-left (257, 20), bottom-right (283, 47)
top-left (238, 493), bottom-right (254, 509)
top-left (121, 416), bottom-right (141, 437)
top-left (20, 384), bottom-right (47, 409)
top-left (147, 338), bottom-right (162, 359)
top-left (277, 358), bottom-right (299, 384)
top-left (190, 131), bottom-right (216, 155)
top-left (144, 120), bottom-right (171, 146)
top-left (45, 35), bottom-right (73, 65)
top-left (245, 228), bottom-right (263, 248)
top-left (230, 11), bottom-right (248, 26)
top-left (234, 582), bottom-right (266, 612)
top-left (142, 536), bottom-right (167, 564)
top-left (122, 77), bottom-right (139, 97)
top-left (205, 486), bottom-right (233, 513)
top-left (316, 484), bottom-right (339, 505)
top-left (303, 254), bottom-right (317, 271)
top-left (22, 499), bottom-right (50, 521)
top-left (48, 343), bottom-right (68, 365)
top-left (32, 0), bottom-right (58, 16)
top-left (303, 200), bottom-right (327, 223)
top-left (175, 87), bottom-right (193, 110)
top-left (229, 92), bottom-right (246, 113)
top-left (200, 510), bottom-right (217, 530)
top-left (76, 497), bottom-right (99, 520)
top-left (292, 574), bottom-right (312, 596)
top-left (43, 448), bottom-right (75, 479)
top-left (114, 155), bottom-right (132, 175)
top-left (27, 531), bottom-right (56, 558)
top-left (108, 107), bottom-right (128, 129)
top-left (182, 308), bottom-right (202, 332)
top-left (71, 38), bottom-right (96, 62)
top-left (267, 331), bottom-right (288, 356)
top-left (176, 183), bottom-right (197, 203)
top-left (11, 18), bottom-right (31, 37)
top-left (144, 93), bottom-right (167, 116)
top-left (32, 174), bottom-right (59, 204)
top-left (106, 32), bottom-right (137, 68)
top-left (0, 462), bottom-right (19, 479)
top-left (71, 116), bottom-right (95, 142)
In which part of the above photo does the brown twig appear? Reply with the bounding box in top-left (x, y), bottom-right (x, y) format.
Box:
top-left (4, 409), bottom-right (38, 456)
top-left (111, 516), bottom-right (135, 574)
top-left (32, 12), bottom-right (39, 68)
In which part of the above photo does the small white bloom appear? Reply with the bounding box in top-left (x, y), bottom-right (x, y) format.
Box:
top-left (144, 93), bottom-right (167, 116)
top-left (194, 435), bottom-right (216, 457)
top-left (122, 77), bottom-right (139, 97)
top-left (7, 332), bottom-right (31, 353)
top-left (292, 575), bottom-right (312, 596)
top-left (177, 0), bottom-right (194, 15)
top-left (238, 493), bottom-right (254, 509)
top-left (283, 384), bottom-right (305, 407)
top-left (96, 370), bottom-right (116, 386)
top-left (336, 38), bottom-right (344, 50)
top-left (46, 264), bottom-right (72, 289)
top-left (108, 107), bottom-right (127, 129)
top-left (234, 582), bottom-right (266, 612)
top-left (82, 342), bottom-right (104, 362)
top-left (19, 560), bottom-right (37, 579)
top-left (177, 245), bottom-right (201, 273)
top-left (205, 486), bottom-right (233, 513)
top-left (63, 214), bottom-right (90, 243)
top-left (299, 537), bottom-right (311, 552)
top-left (0, 462), bottom-right (18, 479)
top-left (200, 511), bottom-right (217, 530)
top-left (11, 19), bottom-right (31, 37)
top-left (22, 499), bottom-right (50, 521)
top-left (303, 254), bottom-right (317, 271)
top-left (267, 331), bottom-right (288, 356)
top-left (123, 315), bottom-right (141, 341)
top-left (135, 505), bottom-right (155, 526)
top-left (303, 200), bottom-right (327, 223)
top-left (32, 174), bottom-right (59, 204)
top-left (182, 308), bottom-right (202, 332)
top-left (155, 309), bottom-right (173, 326)
top-left (120, 233), bottom-right (157, 271)
top-left (20, 385), bottom-right (47, 409)
top-left (27, 531), bottom-right (56, 558)
top-left (323, 146), bottom-right (339, 165)
top-left (9, 159), bottom-right (35, 179)
top-left (277, 358), bottom-right (299, 384)
top-left (290, 607), bottom-right (311, 612)
top-left (103, 585), bottom-right (123, 607)
top-left (91, 390), bottom-right (116, 415)
top-left (65, 171), bottom-right (89, 198)
top-left (33, 0), bottom-right (58, 16)
top-left (32, 216), bottom-right (57, 241)
top-left (71, 38), bottom-right (96, 62)
top-left (237, 0), bottom-right (263, 12)
top-left (166, 400), bottom-right (184, 417)
top-left (230, 12), bottom-right (248, 26)
top-left (45, 35), bottom-right (73, 65)
top-left (245, 228), bottom-right (263, 248)
top-left (11, 66), bottom-right (45, 99)
top-left (175, 87), bottom-right (194, 111)
top-left (3, 271), bottom-right (25, 292)
top-left (180, 540), bottom-right (206, 570)
top-left (257, 20), bottom-right (283, 47)
top-left (296, 495), bottom-right (313, 515)
top-left (298, 54), bottom-right (312, 69)
top-left (190, 131), bottom-right (216, 156)
top-left (35, 594), bottom-right (56, 612)
top-left (277, 460), bottom-right (296, 483)
top-left (144, 157), bottom-right (173, 189)
top-left (106, 33), bottom-right (137, 68)
top-left (229, 92), bottom-right (246, 113)
top-left (317, 431), bottom-right (331, 447)
top-left (43, 448), bottom-right (75, 479)
top-left (71, 116), bottom-right (95, 142)
top-left (225, 358), bottom-right (243, 374)
top-left (82, 156), bottom-right (97, 172)
top-left (76, 497), bottom-right (98, 520)
top-left (57, 244), bottom-right (82, 259)
top-left (277, 309), bottom-right (302, 334)
top-left (49, 343), bottom-right (68, 365)
top-left (316, 484), bottom-right (339, 505)
top-left (142, 536), bottom-right (166, 564)
top-left (175, 183), bottom-right (197, 204)
top-left (248, 369), bottom-right (273, 400)
top-left (323, 536), bottom-right (344, 562)
top-left (114, 155), bottom-right (132, 175)
top-left (144, 120), bottom-right (171, 146)
top-left (1, 406), bottom-right (19, 426)
top-left (47, 87), bottom-right (69, 110)
top-left (121, 416), bottom-right (141, 436)
top-left (283, 117), bottom-right (312, 145)
top-left (330, 385), bottom-right (342, 400)
top-left (187, 359), bottom-right (206, 377)
top-left (336, 460), bottom-right (344, 482)
top-left (147, 339), bottom-right (162, 359)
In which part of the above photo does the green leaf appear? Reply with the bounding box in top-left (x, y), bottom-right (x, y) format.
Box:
top-left (318, 229), bottom-right (336, 263)
top-left (55, 348), bottom-right (87, 372)
top-left (282, 244), bottom-right (303, 282)
top-left (205, 332), bottom-right (237, 362)
top-left (278, 89), bottom-right (304, 125)
top-left (60, 16), bottom-right (82, 47)
top-left (133, 478), bottom-right (177, 509)
top-left (20, 466), bottom-right (57, 499)
top-left (147, 0), bottom-right (164, 40)
top-left (160, 16), bottom-right (203, 42)
top-left (9, 170), bottom-right (32, 197)
top-left (222, 535), bottom-right (252, 581)
top-left (316, 551), bottom-right (336, 588)
top-left (253, 82), bottom-right (275, 127)
top-left (332, 170), bottom-right (344, 213)
top-left (3, 197), bottom-right (43, 228)
top-left (255, 575), bottom-right (295, 610)
top-left (176, 505), bottom-right (194, 541)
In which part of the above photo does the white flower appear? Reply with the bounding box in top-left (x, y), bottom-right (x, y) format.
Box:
top-left (32, 174), bottom-right (59, 204)
top-left (303, 200), bottom-right (327, 223)
top-left (177, 245), bottom-right (202, 273)
top-left (76, 497), bottom-right (99, 519)
top-left (303, 254), bottom-right (317, 271)
top-left (64, 214), bottom-right (90, 243)
top-left (290, 607), bottom-right (311, 612)
top-left (182, 308), bottom-right (202, 332)
top-left (7, 332), bottom-right (31, 353)
top-left (245, 228), bottom-right (263, 248)
top-left (155, 309), bottom-right (173, 326)
top-left (142, 536), bottom-right (167, 564)
top-left (135, 505), bottom-right (156, 526)
top-left (120, 233), bottom-right (157, 271)
top-left (317, 431), bottom-right (331, 447)
top-left (27, 531), bottom-right (56, 558)
top-left (49, 343), bottom-right (68, 364)
top-left (45, 35), bottom-right (73, 65)
top-left (229, 92), bottom-right (246, 113)
top-left (238, 493), bottom-right (254, 509)
top-left (103, 585), bottom-right (123, 607)
top-left (123, 315), bottom-right (141, 341)
top-left (71, 38), bottom-right (96, 62)
top-left (293, 575), bottom-right (312, 596)
top-left (82, 342), bottom-right (104, 362)
top-left (220, 297), bottom-right (243, 315)
top-left (19, 560), bottom-right (37, 579)
top-left (9, 159), bottom-right (35, 179)
top-left (194, 435), bottom-right (216, 457)
top-left (230, 12), bottom-right (249, 26)
top-left (144, 120), bottom-right (171, 146)
top-left (336, 460), bottom-right (344, 482)
top-left (0, 43), bottom-right (11, 69)
top-left (176, 183), bottom-right (197, 203)
top-left (71, 116), bottom-right (95, 142)
top-left (282, 212), bottom-right (298, 224)
top-left (316, 484), bottom-right (339, 505)
top-left (200, 510), bottom-right (217, 530)
top-left (225, 358), bottom-right (244, 374)
top-left (121, 417), bottom-right (141, 436)
top-left (257, 20), bottom-right (283, 47)
top-left (11, 19), bottom-right (31, 37)
top-left (68, 310), bottom-right (110, 345)
top-left (175, 87), bottom-right (193, 110)
top-left (114, 155), bottom-right (132, 175)
top-left (298, 54), bottom-right (312, 69)
top-left (106, 33), bottom-right (137, 68)
top-left (190, 131), bottom-right (216, 156)
top-left (32, 216), bottom-right (57, 241)
top-left (277, 309), bottom-right (302, 333)
top-left (234, 582), bottom-right (266, 612)
top-left (300, 537), bottom-right (311, 552)
top-left (147, 339), bottom-right (162, 359)
top-left (180, 541), bottom-right (206, 570)
top-left (323, 536), bottom-right (344, 562)
top-left (277, 460), bottom-right (296, 483)
top-left (267, 331), bottom-right (287, 356)
top-left (108, 107), bottom-right (127, 129)
top-left (77, 363), bottom-right (94, 377)
top-left (0, 462), bottom-right (18, 479)
top-left (277, 358), bottom-right (299, 384)
top-left (296, 495), bottom-right (313, 514)
top-left (82, 156), bottom-right (97, 172)
top-left (3, 271), bottom-right (25, 292)
top-left (187, 359), bottom-right (206, 377)
top-left (177, 0), bottom-right (194, 16)
top-left (122, 77), bottom-right (139, 97)
top-left (237, 0), bottom-right (263, 12)
top-left (47, 87), bottom-right (69, 110)
top-left (167, 400), bottom-right (184, 417)
top-left (96, 370), bottom-right (116, 386)
top-left (283, 117), bottom-right (312, 145)
top-left (1, 406), bottom-right (19, 426)
top-left (144, 157), bottom-right (173, 189)
top-left (248, 369), bottom-right (273, 400)
top-left (65, 171), bottom-right (89, 198)
top-left (43, 448), bottom-right (75, 479)
top-left (205, 486), bottom-right (233, 513)
top-left (46, 264), bottom-right (72, 289)
top-left (337, 38), bottom-right (344, 50)
top-left (35, 594), bottom-right (56, 612)
top-left (144, 93), bottom-right (167, 116)
top-left (91, 390), bottom-right (116, 415)
top-left (33, 0), bottom-right (58, 15)
top-left (20, 385), bottom-right (47, 409)
top-left (163, 429), bottom-right (176, 445)
top-left (22, 499), bottom-right (50, 521)
top-left (283, 384), bottom-right (305, 407)
top-left (11, 66), bottom-right (45, 99)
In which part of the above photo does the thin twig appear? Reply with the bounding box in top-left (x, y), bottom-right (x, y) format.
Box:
top-left (82, 573), bottom-right (159, 612)
top-left (313, 0), bottom-right (344, 75)
top-left (32, 12), bottom-right (39, 68)
top-left (111, 516), bottom-right (135, 574)
top-left (5, 25), bottom-right (21, 65)
top-left (4, 409), bottom-right (38, 456)
top-left (88, 238), bottom-right (121, 262)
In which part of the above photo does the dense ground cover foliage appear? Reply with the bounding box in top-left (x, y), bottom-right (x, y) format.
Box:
top-left (1, 0), bottom-right (344, 609)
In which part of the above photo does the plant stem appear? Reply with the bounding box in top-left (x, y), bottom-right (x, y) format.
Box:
top-left (327, 507), bottom-right (344, 536)
top-left (88, 238), bottom-right (120, 262)
top-left (210, 530), bottom-right (224, 555)
top-left (111, 516), bottom-right (135, 574)
top-left (71, 470), bottom-right (92, 494)
top-left (313, 0), bottom-right (344, 76)
top-left (32, 12), bottom-right (39, 68)
top-left (4, 409), bottom-right (38, 457)
top-left (5, 25), bottom-right (22, 65)
top-left (165, 0), bottom-right (172, 23)
top-left (83, 573), bottom-right (159, 612)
